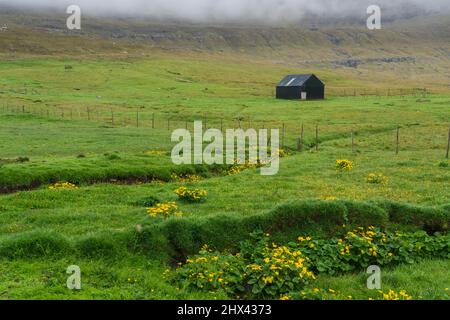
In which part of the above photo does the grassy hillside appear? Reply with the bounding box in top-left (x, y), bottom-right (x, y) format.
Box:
top-left (0, 10), bottom-right (448, 300)
top-left (1, 11), bottom-right (450, 92)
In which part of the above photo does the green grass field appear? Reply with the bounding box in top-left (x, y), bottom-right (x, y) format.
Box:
top-left (0, 16), bottom-right (449, 300)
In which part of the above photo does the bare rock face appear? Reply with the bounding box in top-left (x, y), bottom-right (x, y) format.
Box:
top-left (334, 57), bottom-right (416, 68)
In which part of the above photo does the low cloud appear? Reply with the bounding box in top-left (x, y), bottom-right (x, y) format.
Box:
top-left (1, 0), bottom-right (450, 24)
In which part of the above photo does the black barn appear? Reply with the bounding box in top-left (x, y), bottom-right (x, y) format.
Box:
top-left (276, 74), bottom-right (325, 100)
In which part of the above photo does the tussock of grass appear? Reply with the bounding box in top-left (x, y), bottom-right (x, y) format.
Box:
top-left (2, 199), bottom-right (446, 262)
top-left (373, 200), bottom-right (450, 233)
top-left (0, 154), bottom-right (227, 193)
top-left (0, 230), bottom-right (72, 259)
top-left (138, 199), bottom-right (450, 261)
top-left (0, 230), bottom-right (137, 260)
top-left (75, 232), bottom-right (132, 259)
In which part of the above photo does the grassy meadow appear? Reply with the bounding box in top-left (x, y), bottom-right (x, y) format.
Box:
top-left (0, 19), bottom-right (449, 300)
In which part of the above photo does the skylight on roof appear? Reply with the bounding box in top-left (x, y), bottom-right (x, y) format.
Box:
top-left (286, 78), bottom-right (296, 86)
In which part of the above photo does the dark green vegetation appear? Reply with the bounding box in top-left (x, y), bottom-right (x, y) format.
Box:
top-left (139, 200), bottom-right (450, 261)
top-left (0, 10), bottom-right (449, 299)
top-left (172, 229), bottom-right (449, 299)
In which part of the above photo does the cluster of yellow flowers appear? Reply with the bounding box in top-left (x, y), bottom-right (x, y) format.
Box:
top-left (175, 186), bottom-right (207, 202)
top-left (144, 150), bottom-right (167, 155)
top-left (228, 162), bottom-right (259, 175)
top-left (146, 202), bottom-right (182, 218)
top-left (182, 246), bottom-right (230, 289)
top-left (171, 173), bottom-right (202, 183)
top-left (338, 239), bottom-right (351, 256)
top-left (336, 159), bottom-right (354, 171)
top-left (262, 276), bottom-right (274, 284)
top-left (48, 182), bottom-right (78, 190)
top-left (321, 196), bottom-right (338, 201)
top-left (347, 226), bottom-right (384, 243)
top-left (255, 244), bottom-right (316, 283)
top-left (366, 173), bottom-right (389, 185)
top-left (379, 289), bottom-right (413, 300)
top-left (227, 148), bottom-right (291, 176)
top-left (284, 288), bottom-right (413, 301)
top-left (345, 227), bottom-right (387, 257)
top-left (298, 236), bottom-right (313, 242)
top-left (272, 148), bottom-right (291, 158)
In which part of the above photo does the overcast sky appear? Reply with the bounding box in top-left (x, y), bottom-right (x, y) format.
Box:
top-left (1, 0), bottom-right (450, 23)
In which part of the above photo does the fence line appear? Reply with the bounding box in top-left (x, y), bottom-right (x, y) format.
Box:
top-left (1, 102), bottom-right (449, 158)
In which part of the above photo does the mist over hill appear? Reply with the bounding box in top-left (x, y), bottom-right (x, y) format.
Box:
top-left (1, 0), bottom-right (450, 25)
top-left (1, 4), bottom-right (449, 51)
top-left (0, 2), bottom-right (449, 92)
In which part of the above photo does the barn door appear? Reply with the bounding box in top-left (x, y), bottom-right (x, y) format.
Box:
top-left (301, 91), bottom-right (307, 100)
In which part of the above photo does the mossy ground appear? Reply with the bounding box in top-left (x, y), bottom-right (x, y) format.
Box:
top-left (0, 51), bottom-right (449, 300)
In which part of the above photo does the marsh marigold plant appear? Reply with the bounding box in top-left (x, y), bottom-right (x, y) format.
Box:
top-left (173, 232), bottom-right (316, 300)
top-left (175, 187), bottom-right (207, 202)
top-left (147, 202), bottom-right (182, 218)
top-left (171, 173), bottom-right (202, 183)
top-left (366, 173), bottom-right (388, 185)
top-left (335, 159), bottom-right (354, 171)
top-left (48, 182), bottom-right (78, 190)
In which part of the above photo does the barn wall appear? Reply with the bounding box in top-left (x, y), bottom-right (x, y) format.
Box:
top-left (276, 86), bottom-right (325, 100)
top-left (303, 76), bottom-right (325, 99)
top-left (305, 86), bottom-right (325, 99)
top-left (276, 86), bottom-right (301, 99)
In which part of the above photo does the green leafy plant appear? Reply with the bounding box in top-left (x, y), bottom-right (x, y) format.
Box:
top-left (172, 232), bottom-right (316, 299)
top-left (366, 173), bottom-right (388, 184)
top-left (172, 229), bottom-right (450, 299)
top-left (174, 187), bottom-right (207, 203)
top-left (335, 159), bottom-right (354, 171)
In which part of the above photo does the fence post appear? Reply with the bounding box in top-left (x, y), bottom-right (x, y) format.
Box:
top-left (446, 125), bottom-right (450, 159)
top-left (87, 108), bottom-right (90, 121)
top-left (152, 113), bottom-right (155, 129)
top-left (136, 108), bottom-right (139, 128)
top-left (351, 129), bottom-right (355, 154)
top-left (297, 123), bottom-right (304, 151)
top-left (315, 124), bottom-right (319, 151)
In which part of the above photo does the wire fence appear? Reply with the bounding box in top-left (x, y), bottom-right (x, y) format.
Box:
top-left (325, 87), bottom-right (430, 97)
top-left (1, 100), bottom-right (449, 159)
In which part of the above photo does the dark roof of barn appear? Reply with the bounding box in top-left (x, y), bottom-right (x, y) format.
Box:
top-left (277, 74), bottom-right (319, 87)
